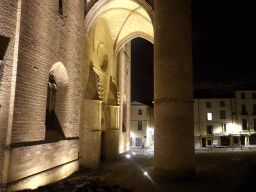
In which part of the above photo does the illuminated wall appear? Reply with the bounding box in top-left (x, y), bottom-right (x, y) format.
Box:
top-left (80, 0), bottom-right (153, 164)
top-left (0, 0), bottom-right (18, 185)
top-left (1, 0), bottom-right (84, 189)
top-left (130, 102), bottom-right (154, 148)
top-left (194, 94), bottom-right (256, 147)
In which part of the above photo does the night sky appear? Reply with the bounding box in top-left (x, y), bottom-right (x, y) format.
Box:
top-left (131, 1), bottom-right (254, 103)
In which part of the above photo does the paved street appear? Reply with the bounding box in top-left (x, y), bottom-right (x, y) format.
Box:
top-left (63, 145), bottom-right (256, 192)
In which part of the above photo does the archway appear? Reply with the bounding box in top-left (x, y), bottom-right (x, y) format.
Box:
top-left (80, 0), bottom-right (154, 167)
top-left (82, 0), bottom-right (195, 179)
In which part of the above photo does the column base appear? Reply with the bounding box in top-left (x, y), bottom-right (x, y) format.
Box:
top-left (154, 168), bottom-right (196, 182)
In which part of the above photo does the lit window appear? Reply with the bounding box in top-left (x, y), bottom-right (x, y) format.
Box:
top-left (207, 113), bottom-right (212, 121)
top-left (222, 123), bottom-right (226, 132)
top-left (138, 109), bottom-right (142, 115)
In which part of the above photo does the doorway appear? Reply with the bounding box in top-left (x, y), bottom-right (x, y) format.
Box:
top-left (136, 138), bottom-right (140, 146)
top-left (221, 136), bottom-right (230, 146)
top-left (241, 136), bottom-right (245, 145)
top-left (202, 138), bottom-right (206, 147)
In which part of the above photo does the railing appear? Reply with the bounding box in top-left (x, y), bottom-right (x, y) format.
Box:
top-left (241, 111), bottom-right (248, 115)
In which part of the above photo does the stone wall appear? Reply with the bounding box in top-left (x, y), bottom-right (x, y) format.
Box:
top-left (79, 100), bottom-right (101, 169)
top-left (118, 42), bottom-right (131, 153)
top-left (8, 139), bottom-right (78, 182)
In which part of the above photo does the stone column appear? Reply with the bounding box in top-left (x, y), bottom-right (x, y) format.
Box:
top-left (154, 0), bottom-right (195, 179)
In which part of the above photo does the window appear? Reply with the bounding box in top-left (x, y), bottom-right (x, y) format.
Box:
top-left (254, 119), bottom-right (256, 131)
top-left (253, 93), bottom-right (256, 99)
top-left (207, 113), bottom-right (212, 121)
top-left (234, 137), bottom-right (239, 144)
top-left (207, 140), bottom-right (212, 146)
top-left (206, 102), bottom-right (211, 108)
top-left (220, 111), bottom-right (226, 119)
top-left (253, 105), bottom-right (256, 115)
top-left (242, 105), bottom-right (247, 115)
top-left (138, 121), bottom-right (142, 130)
top-left (220, 101), bottom-right (225, 107)
top-left (59, 0), bottom-right (63, 15)
top-left (138, 109), bottom-right (142, 115)
top-left (222, 123), bottom-right (226, 132)
top-left (242, 119), bottom-right (247, 130)
top-left (207, 125), bottom-right (213, 134)
top-left (241, 93), bottom-right (245, 99)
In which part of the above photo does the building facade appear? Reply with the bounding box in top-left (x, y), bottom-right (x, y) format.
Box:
top-left (130, 101), bottom-right (154, 148)
top-left (194, 90), bottom-right (256, 148)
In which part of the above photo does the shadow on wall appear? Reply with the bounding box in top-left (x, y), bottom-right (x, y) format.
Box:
top-left (45, 111), bottom-right (66, 142)
top-left (0, 35), bottom-right (10, 84)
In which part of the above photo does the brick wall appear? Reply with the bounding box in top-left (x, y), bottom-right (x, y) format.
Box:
top-left (11, 0), bottom-right (84, 143)
top-left (0, 0), bottom-right (84, 186)
top-left (0, 0), bottom-right (18, 184)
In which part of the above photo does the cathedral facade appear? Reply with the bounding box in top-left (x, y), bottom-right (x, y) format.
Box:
top-left (0, 0), bottom-right (194, 191)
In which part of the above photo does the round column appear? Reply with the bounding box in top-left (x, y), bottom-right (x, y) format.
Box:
top-left (154, 0), bottom-right (195, 180)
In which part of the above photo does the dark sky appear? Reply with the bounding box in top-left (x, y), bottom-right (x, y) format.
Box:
top-left (131, 1), bottom-right (254, 103)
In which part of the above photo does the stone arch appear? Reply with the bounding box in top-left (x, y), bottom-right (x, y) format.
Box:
top-left (84, 0), bottom-right (154, 32)
top-left (45, 62), bottom-right (68, 141)
top-left (84, 0), bottom-right (154, 53)
top-left (115, 31), bottom-right (153, 56)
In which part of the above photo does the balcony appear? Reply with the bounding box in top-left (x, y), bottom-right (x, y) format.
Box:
top-left (241, 111), bottom-right (248, 115)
